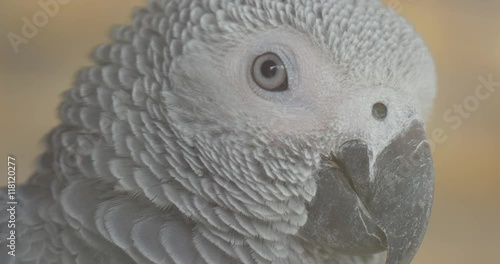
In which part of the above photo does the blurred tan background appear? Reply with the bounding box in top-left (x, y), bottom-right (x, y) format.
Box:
top-left (1, 0), bottom-right (499, 263)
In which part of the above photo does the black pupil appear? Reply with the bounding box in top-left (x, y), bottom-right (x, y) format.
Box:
top-left (261, 60), bottom-right (278, 78)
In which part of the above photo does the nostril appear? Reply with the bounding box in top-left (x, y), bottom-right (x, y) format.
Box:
top-left (372, 102), bottom-right (388, 120)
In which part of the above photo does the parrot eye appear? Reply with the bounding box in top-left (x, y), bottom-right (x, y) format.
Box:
top-left (251, 52), bottom-right (288, 91)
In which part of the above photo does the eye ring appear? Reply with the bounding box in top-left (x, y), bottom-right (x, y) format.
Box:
top-left (251, 52), bottom-right (288, 91)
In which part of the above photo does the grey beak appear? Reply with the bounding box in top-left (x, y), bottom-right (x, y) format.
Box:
top-left (338, 120), bottom-right (434, 264)
top-left (300, 119), bottom-right (434, 262)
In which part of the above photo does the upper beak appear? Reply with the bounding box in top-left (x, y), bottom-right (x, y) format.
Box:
top-left (337, 119), bottom-right (434, 264)
top-left (300, 119), bottom-right (434, 263)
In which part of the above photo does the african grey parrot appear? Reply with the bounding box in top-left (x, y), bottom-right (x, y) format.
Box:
top-left (1, 0), bottom-right (436, 263)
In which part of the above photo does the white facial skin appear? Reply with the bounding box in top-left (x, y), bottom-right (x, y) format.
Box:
top-left (169, 26), bottom-right (423, 158)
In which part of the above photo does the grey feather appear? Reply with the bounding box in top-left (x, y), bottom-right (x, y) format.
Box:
top-left (1, 0), bottom-right (435, 263)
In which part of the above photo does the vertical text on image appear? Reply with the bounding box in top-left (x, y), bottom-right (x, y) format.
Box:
top-left (6, 156), bottom-right (17, 257)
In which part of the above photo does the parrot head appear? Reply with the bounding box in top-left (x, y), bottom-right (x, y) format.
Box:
top-left (159, 0), bottom-right (436, 263)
